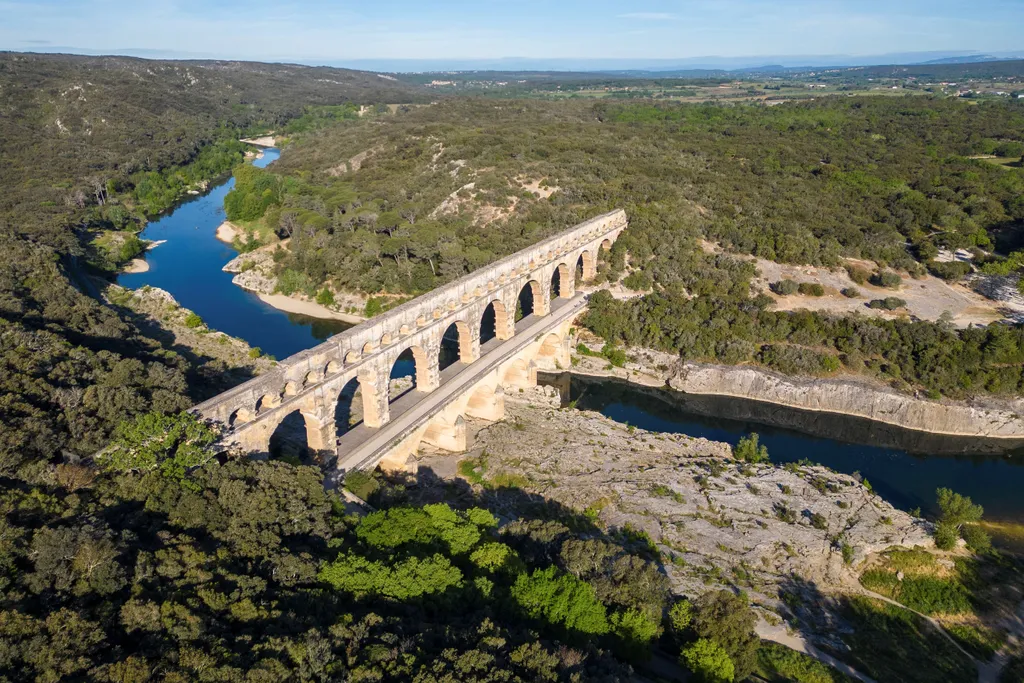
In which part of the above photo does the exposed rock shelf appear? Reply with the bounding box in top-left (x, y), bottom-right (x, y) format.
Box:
top-left (572, 347), bottom-right (1024, 441)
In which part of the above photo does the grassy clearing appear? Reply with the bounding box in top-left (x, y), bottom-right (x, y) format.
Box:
top-left (830, 596), bottom-right (976, 683)
top-left (859, 547), bottom-right (1014, 660)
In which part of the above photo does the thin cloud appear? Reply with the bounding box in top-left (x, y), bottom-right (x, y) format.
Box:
top-left (618, 12), bottom-right (676, 20)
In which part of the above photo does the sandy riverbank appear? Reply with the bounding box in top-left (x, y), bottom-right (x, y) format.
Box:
top-left (240, 135), bottom-right (277, 147)
top-left (257, 293), bottom-right (364, 324)
top-left (215, 221), bottom-right (241, 244)
top-left (122, 258), bottom-right (149, 274)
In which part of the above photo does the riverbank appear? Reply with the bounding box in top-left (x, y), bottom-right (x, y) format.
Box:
top-left (122, 258), bottom-right (149, 273)
top-left (256, 293), bottom-right (364, 324)
top-left (570, 345), bottom-right (1024, 441)
top-left (215, 221), bottom-right (242, 244)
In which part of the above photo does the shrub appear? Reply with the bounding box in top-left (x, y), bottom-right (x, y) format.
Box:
top-left (872, 271), bottom-right (903, 289)
top-left (798, 282), bottom-right (825, 296)
top-left (511, 566), bottom-right (610, 636)
top-left (934, 521), bottom-right (959, 550)
top-left (962, 525), bottom-right (991, 553)
top-left (344, 470), bottom-right (380, 500)
top-left (364, 297), bottom-right (384, 317)
top-left (809, 513), bottom-right (828, 530)
top-left (841, 287), bottom-right (860, 298)
top-left (773, 279), bottom-right (799, 296)
top-left (844, 264), bottom-right (870, 284)
top-left (734, 433), bottom-right (769, 464)
top-left (183, 312), bottom-right (204, 328)
top-left (316, 287), bottom-right (335, 306)
top-left (927, 260), bottom-right (972, 282)
top-left (248, 347), bottom-right (262, 359)
top-left (867, 297), bottom-right (906, 311)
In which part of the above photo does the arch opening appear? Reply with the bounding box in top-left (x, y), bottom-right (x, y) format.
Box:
top-left (480, 300), bottom-right (508, 344)
top-left (551, 263), bottom-right (571, 299)
top-left (334, 376), bottom-right (363, 437)
top-left (389, 345), bottom-right (428, 402)
top-left (538, 333), bottom-right (563, 360)
top-left (516, 281), bottom-right (540, 321)
top-left (229, 407), bottom-right (255, 427)
top-left (440, 321), bottom-right (470, 370)
top-left (269, 410), bottom-right (312, 464)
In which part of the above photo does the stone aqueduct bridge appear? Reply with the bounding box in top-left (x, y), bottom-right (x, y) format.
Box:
top-left (194, 209), bottom-right (627, 472)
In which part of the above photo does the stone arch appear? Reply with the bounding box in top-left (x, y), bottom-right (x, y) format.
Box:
top-left (344, 350), bottom-right (360, 364)
top-left (440, 320), bottom-right (473, 370)
top-left (326, 360), bottom-right (342, 375)
top-left (380, 332), bottom-right (393, 346)
top-left (551, 262), bottom-right (572, 299)
top-left (537, 332), bottom-right (563, 361)
top-left (334, 376), bottom-right (363, 437)
top-left (362, 342), bottom-right (376, 354)
top-left (503, 358), bottom-right (534, 388)
top-left (268, 409), bottom-right (312, 462)
top-left (480, 299), bottom-right (509, 344)
top-left (466, 383), bottom-right (505, 421)
top-left (284, 381), bottom-right (300, 397)
top-left (304, 370), bottom-right (320, 386)
top-left (229, 407), bottom-right (255, 427)
top-left (255, 392), bottom-right (281, 414)
top-left (601, 238), bottom-right (612, 251)
top-left (517, 280), bottom-right (541, 320)
top-left (389, 345), bottom-right (430, 402)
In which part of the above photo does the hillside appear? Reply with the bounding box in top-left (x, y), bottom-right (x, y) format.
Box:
top-left (0, 52), bottom-right (426, 473)
top-left (236, 95), bottom-right (1024, 399)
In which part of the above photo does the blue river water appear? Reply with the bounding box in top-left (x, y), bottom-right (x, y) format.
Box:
top-left (118, 149), bottom-right (353, 360)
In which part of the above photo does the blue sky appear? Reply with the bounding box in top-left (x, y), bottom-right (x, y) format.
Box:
top-left (1, 0), bottom-right (1022, 67)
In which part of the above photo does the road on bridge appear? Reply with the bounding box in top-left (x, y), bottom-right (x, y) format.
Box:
top-left (331, 294), bottom-right (588, 477)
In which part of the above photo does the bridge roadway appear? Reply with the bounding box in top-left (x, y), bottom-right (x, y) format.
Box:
top-left (331, 294), bottom-right (587, 476)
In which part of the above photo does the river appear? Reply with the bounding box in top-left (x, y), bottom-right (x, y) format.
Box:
top-left (541, 373), bottom-right (1024, 547)
top-left (118, 149), bottom-right (353, 360)
top-left (116, 147), bottom-right (1024, 544)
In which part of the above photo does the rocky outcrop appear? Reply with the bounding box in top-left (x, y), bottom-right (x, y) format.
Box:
top-left (223, 250), bottom-right (277, 294)
top-left (671, 363), bottom-right (1024, 440)
top-left (449, 387), bottom-right (932, 602)
top-left (571, 346), bottom-right (1024, 440)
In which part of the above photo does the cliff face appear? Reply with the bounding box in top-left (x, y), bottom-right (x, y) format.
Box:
top-left (570, 346), bottom-right (1024, 441)
top-left (670, 363), bottom-right (1024, 439)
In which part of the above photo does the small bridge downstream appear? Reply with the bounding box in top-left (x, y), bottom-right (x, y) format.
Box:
top-left (193, 210), bottom-right (627, 472)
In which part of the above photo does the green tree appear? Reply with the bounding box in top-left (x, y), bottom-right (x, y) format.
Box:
top-left (102, 412), bottom-right (218, 482)
top-left (692, 590), bottom-right (759, 681)
top-left (511, 566), bottom-right (610, 636)
top-left (681, 638), bottom-right (735, 683)
top-left (734, 433), bottom-right (769, 464)
top-left (935, 488), bottom-right (989, 552)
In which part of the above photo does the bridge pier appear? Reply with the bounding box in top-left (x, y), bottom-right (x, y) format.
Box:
top-left (421, 415), bottom-right (467, 452)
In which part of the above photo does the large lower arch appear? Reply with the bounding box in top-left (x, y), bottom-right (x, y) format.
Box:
top-left (268, 409), bottom-right (312, 463)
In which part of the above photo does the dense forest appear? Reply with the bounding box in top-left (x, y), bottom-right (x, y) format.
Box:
top-left (231, 95), bottom-right (1024, 397)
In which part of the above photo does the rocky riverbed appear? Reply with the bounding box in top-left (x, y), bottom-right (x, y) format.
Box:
top-left (421, 386), bottom-right (932, 609)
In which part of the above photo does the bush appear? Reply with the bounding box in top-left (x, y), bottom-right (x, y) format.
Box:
top-left (841, 287), bottom-right (860, 298)
top-left (248, 347), bottom-right (262, 359)
top-left (365, 297), bottom-right (385, 317)
top-left (872, 271), bottom-right (903, 289)
top-left (927, 260), bottom-right (973, 282)
top-left (773, 279), bottom-right (799, 296)
top-left (511, 566), bottom-right (610, 636)
top-left (682, 638), bottom-right (735, 683)
top-left (183, 312), bottom-right (204, 328)
top-left (962, 525), bottom-right (991, 553)
top-left (798, 282), bottom-right (825, 296)
top-left (734, 433), bottom-right (769, 464)
top-left (867, 297), bottom-right (907, 311)
top-left (316, 287), bottom-right (335, 306)
top-left (344, 470), bottom-right (380, 500)
top-left (623, 270), bottom-right (653, 291)
top-left (844, 264), bottom-right (870, 284)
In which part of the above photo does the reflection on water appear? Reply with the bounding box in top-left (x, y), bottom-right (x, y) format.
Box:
top-left (542, 372), bottom-right (1024, 525)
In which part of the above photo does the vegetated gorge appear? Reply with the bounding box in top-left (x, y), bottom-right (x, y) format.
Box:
top-left (3, 51), bottom-right (1024, 682)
